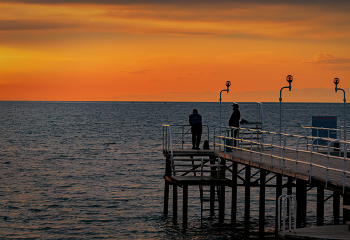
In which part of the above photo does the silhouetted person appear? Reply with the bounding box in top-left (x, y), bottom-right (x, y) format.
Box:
top-left (189, 109), bottom-right (202, 150)
top-left (229, 103), bottom-right (240, 147)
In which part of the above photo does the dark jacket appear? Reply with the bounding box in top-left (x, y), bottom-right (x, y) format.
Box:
top-left (189, 113), bottom-right (202, 126)
top-left (229, 110), bottom-right (240, 127)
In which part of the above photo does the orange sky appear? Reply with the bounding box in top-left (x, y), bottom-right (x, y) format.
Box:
top-left (1, 1), bottom-right (350, 101)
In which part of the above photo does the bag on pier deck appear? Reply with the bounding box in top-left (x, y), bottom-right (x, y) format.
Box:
top-left (203, 140), bottom-right (210, 150)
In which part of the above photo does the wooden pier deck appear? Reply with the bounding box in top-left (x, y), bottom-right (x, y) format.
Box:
top-left (284, 225), bottom-right (350, 240)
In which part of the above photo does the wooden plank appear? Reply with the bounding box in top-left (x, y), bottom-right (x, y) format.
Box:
top-left (170, 175), bottom-right (233, 186)
top-left (164, 175), bottom-right (182, 187)
top-left (168, 149), bottom-right (215, 157)
top-left (284, 225), bottom-right (350, 239)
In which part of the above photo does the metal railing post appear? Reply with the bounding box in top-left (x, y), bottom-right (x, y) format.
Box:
top-left (282, 135), bottom-right (290, 169)
top-left (309, 138), bottom-right (320, 184)
top-left (295, 136), bottom-right (305, 173)
top-left (260, 131), bottom-right (267, 164)
top-left (271, 132), bottom-right (278, 166)
top-left (344, 144), bottom-right (349, 193)
top-left (326, 140), bottom-right (339, 189)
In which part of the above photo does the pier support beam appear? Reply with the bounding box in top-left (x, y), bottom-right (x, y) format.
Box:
top-left (275, 174), bottom-right (282, 237)
top-left (173, 185), bottom-right (178, 222)
top-left (219, 158), bottom-right (226, 223)
top-left (316, 186), bottom-right (324, 226)
top-left (210, 156), bottom-right (216, 216)
top-left (164, 182), bottom-right (169, 216)
top-left (333, 192), bottom-right (340, 225)
top-left (183, 185), bottom-right (188, 232)
top-left (244, 166), bottom-right (251, 237)
top-left (164, 156), bottom-right (171, 216)
top-left (219, 186), bottom-right (225, 223)
top-left (231, 162), bottom-right (238, 230)
top-left (259, 169), bottom-right (266, 238)
top-left (296, 179), bottom-right (307, 228)
top-left (343, 193), bottom-right (350, 224)
top-left (210, 186), bottom-right (215, 216)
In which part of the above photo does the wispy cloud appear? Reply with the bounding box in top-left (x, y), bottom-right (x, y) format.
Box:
top-left (1, 1), bottom-right (350, 39)
top-left (0, 19), bottom-right (78, 31)
top-left (305, 53), bottom-right (350, 64)
top-left (304, 53), bottom-right (350, 71)
top-left (0, 0), bottom-right (349, 8)
top-left (121, 70), bottom-right (154, 74)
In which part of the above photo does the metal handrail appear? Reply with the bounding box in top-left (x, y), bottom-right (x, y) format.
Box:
top-left (278, 195), bottom-right (297, 236)
top-left (164, 124), bottom-right (350, 193)
top-left (163, 124), bottom-right (211, 152)
top-left (215, 127), bottom-right (350, 193)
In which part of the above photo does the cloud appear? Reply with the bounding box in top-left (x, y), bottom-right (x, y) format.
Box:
top-left (1, 1), bottom-right (350, 40)
top-left (0, 20), bottom-right (78, 31)
top-left (318, 66), bottom-right (350, 72)
top-left (0, 0), bottom-right (349, 7)
top-left (305, 53), bottom-right (350, 64)
top-left (121, 70), bottom-right (154, 74)
top-left (303, 53), bottom-right (350, 71)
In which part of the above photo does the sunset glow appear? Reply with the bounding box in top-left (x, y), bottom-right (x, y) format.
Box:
top-left (1, 1), bottom-right (350, 101)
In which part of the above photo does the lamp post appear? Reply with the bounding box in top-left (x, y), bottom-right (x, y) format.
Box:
top-left (279, 75), bottom-right (293, 149)
top-left (219, 81), bottom-right (231, 133)
top-left (334, 78), bottom-right (346, 140)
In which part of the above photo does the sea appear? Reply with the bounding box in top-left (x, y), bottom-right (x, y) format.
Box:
top-left (0, 101), bottom-right (348, 240)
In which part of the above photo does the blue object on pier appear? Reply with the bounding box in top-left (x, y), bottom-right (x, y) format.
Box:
top-left (312, 116), bottom-right (337, 146)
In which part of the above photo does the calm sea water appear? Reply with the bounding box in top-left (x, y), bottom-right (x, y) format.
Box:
top-left (0, 101), bottom-right (348, 239)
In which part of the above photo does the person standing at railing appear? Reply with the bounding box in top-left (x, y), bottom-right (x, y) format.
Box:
top-left (229, 103), bottom-right (240, 147)
top-left (189, 109), bottom-right (202, 150)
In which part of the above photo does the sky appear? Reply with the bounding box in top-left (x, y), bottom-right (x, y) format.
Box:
top-left (1, 0), bottom-right (350, 102)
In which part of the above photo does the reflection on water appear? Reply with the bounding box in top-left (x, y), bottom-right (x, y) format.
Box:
top-left (0, 102), bottom-right (347, 239)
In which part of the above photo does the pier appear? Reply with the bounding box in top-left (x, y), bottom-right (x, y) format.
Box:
top-left (162, 124), bottom-right (350, 239)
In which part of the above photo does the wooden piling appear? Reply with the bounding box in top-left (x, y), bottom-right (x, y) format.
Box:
top-left (173, 185), bottom-right (177, 222)
top-left (259, 169), bottom-right (266, 238)
top-left (219, 158), bottom-right (226, 223)
top-left (164, 155), bottom-right (171, 216)
top-left (296, 179), bottom-right (307, 228)
top-left (316, 186), bottom-right (324, 226)
top-left (231, 162), bottom-right (238, 230)
top-left (244, 166), bottom-right (251, 237)
top-left (343, 193), bottom-right (350, 224)
top-left (333, 192), bottom-right (340, 225)
top-left (219, 186), bottom-right (225, 223)
top-left (183, 185), bottom-right (188, 231)
top-left (275, 174), bottom-right (283, 237)
top-left (164, 182), bottom-right (169, 216)
top-left (210, 186), bottom-right (215, 216)
top-left (210, 156), bottom-right (216, 216)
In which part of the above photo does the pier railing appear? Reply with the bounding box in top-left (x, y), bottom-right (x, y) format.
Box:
top-left (285, 125), bottom-right (348, 141)
top-left (163, 124), bottom-right (210, 154)
top-left (285, 125), bottom-right (345, 150)
top-left (214, 127), bottom-right (350, 193)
